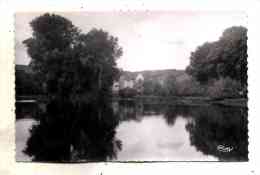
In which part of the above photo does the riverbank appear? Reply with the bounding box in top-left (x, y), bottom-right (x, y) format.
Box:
top-left (113, 96), bottom-right (247, 107)
top-left (16, 95), bottom-right (247, 107)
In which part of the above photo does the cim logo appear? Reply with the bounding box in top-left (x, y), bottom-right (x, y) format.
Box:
top-left (217, 145), bottom-right (234, 153)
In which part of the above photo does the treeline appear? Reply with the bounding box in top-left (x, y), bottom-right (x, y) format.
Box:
top-left (17, 15), bottom-right (247, 100)
top-left (142, 74), bottom-right (204, 97)
top-left (133, 26), bottom-right (247, 99)
top-left (141, 75), bottom-right (244, 99)
top-left (186, 26), bottom-right (247, 98)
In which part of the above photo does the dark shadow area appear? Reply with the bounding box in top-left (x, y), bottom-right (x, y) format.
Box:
top-left (185, 106), bottom-right (248, 161)
top-left (23, 98), bottom-right (122, 162)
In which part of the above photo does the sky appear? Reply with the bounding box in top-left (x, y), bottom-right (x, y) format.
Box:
top-left (15, 11), bottom-right (247, 71)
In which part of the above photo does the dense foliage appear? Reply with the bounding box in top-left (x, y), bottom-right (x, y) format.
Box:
top-left (143, 79), bottom-right (166, 96)
top-left (20, 15), bottom-right (246, 100)
top-left (15, 67), bottom-right (41, 95)
top-left (186, 26), bottom-right (247, 92)
top-left (23, 13), bottom-right (122, 103)
top-left (24, 100), bottom-right (121, 162)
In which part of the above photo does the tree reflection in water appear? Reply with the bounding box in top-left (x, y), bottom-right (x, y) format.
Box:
top-left (113, 101), bottom-right (248, 161)
top-left (114, 102), bottom-right (247, 161)
top-left (184, 105), bottom-right (248, 161)
top-left (115, 100), bottom-right (166, 122)
top-left (162, 105), bottom-right (248, 161)
top-left (24, 98), bottom-right (122, 162)
top-left (23, 99), bottom-right (248, 162)
top-left (124, 103), bottom-right (248, 161)
top-left (163, 105), bottom-right (193, 126)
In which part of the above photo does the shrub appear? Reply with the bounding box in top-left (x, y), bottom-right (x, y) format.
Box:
top-left (119, 88), bottom-right (137, 98)
top-left (207, 77), bottom-right (243, 99)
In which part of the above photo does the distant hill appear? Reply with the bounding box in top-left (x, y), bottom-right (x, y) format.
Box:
top-left (15, 64), bottom-right (189, 84)
top-left (120, 69), bottom-right (189, 84)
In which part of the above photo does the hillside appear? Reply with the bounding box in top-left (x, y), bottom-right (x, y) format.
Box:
top-left (121, 69), bottom-right (188, 83)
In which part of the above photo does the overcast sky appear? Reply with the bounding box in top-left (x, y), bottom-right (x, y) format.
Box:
top-left (15, 11), bottom-right (247, 71)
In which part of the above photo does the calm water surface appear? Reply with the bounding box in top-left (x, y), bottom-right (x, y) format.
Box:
top-left (15, 100), bottom-right (248, 162)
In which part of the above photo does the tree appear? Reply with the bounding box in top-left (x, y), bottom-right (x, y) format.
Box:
top-left (206, 77), bottom-right (243, 98)
top-left (142, 79), bottom-right (167, 96)
top-left (186, 26), bottom-right (247, 88)
top-left (15, 68), bottom-right (40, 95)
top-left (23, 13), bottom-right (122, 103)
top-left (75, 29), bottom-right (122, 100)
top-left (218, 26), bottom-right (247, 87)
top-left (186, 42), bottom-right (219, 83)
top-left (143, 80), bottom-right (155, 95)
top-left (164, 75), bottom-right (178, 96)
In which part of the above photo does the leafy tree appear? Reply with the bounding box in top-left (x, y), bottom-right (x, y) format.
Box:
top-left (15, 69), bottom-right (39, 95)
top-left (206, 77), bottom-right (243, 99)
top-left (23, 13), bottom-right (122, 103)
top-left (218, 26), bottom-right (247, 87)
top-left (186, 42), bottom-right (219, 83)
top-left (142, 79), bottom-right (167, 96)
top-left (164, 75), bottom-right (178, 96)
top-left (143, 80), bottom-right (155, 95)
top-left (174, 77), bottom-right (206, 96)
top-left (164, 74), bottom-right (206, 97)
top-left (186, 26), bottom-right (247, 88)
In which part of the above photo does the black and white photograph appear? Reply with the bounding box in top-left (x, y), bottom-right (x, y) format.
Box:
top-left (15, 11), bottom-right (248, 162)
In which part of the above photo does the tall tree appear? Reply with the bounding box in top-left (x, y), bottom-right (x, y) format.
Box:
top-left (186, 26), bottom-right (247, 88)
top-left (23, 13), bottom-right (122, 103)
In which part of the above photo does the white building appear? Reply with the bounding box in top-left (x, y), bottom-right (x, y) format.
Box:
top-left (119, 75), bottom-right (135, 89)
top-left (124, 79), bottom-right (134, 88)
top-left (135, 73), bottom-right (144, 83)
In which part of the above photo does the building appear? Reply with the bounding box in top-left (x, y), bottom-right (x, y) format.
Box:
top-left (112, 73), bottom-right (144, 95)
top-left (134, 73), bottom-right (144, 94)
top-left (119, 74), bottom-right (135, 89)
top-left (135, 73), bottom-right (144, 83)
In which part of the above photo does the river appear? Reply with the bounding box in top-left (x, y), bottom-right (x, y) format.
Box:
top-left (15, 100), bottom-right (248, 162)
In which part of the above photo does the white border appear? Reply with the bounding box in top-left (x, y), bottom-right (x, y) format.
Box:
top-left (0, 0), bottom-right (259, 174)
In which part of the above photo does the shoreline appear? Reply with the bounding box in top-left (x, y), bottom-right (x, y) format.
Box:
top-left (16, 95), bottom-right (247, 107)
top-left (112, 96), bottom-right (247, 107)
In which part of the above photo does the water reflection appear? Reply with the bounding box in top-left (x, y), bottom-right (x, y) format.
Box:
top-left (113, 102), bottom-right (248, 161)
top-left (23, 99), bottom-right (121, 162)
top-left (186, 106), bottom-right (248, 161)
top-left (17, 100), bottom-right (248, 162)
